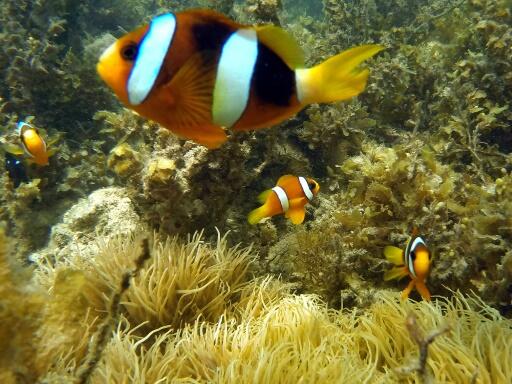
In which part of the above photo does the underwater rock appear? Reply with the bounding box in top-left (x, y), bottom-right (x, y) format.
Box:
top-left (29, 187), bottom-right (141, 265)
top-left (107, 143), bottom-right (142, 179)
top-left (145, 157), bottom-right (176, 186)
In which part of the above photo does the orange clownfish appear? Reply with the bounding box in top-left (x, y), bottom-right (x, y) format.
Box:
top-left (4, 122), bottom-right (53, 166)
top-left (248, 175), bottom-right (320, 225)
top-left (383, 229), bottom-right (432, 301)
top-left (97, 9), bottom-right (383, 149)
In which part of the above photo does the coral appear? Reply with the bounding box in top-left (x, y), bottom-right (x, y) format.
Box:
top-left (107, 143), bottom-right (143, 179)
top-left (0, 0), bottom-right (165, 258)
top-left (0, 115), bottom-right (114, 259)
top-left (246, 0), bottom-right (283, 24)
top-left (255, 0), bottom-right (512, 310)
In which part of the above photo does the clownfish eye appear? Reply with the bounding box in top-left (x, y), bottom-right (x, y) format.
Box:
top-left (308, 181), bottom-right (317, 191)
top-left (121, 43), bottom-right (138, 61)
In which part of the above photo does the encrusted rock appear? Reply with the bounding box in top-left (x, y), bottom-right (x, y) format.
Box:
top-left (29, 187), bottom-right (141, 264)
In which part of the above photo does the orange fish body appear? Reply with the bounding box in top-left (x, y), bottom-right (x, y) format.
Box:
top-left (248, 175), bottom-right (320, 225)
top-left (97, 9), bottom-right (383, 148)
top-left (18, 122), bottom-right (49, 166)
top-left (383, 229), bottom-right (432, 301)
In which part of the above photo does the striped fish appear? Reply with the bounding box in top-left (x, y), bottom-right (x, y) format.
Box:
top-left (383, 229), bottom-right (432, 301)
top-left (248, 175), bottom-right (319, 225)
top-left (97, 9), bottom-right (383, 148)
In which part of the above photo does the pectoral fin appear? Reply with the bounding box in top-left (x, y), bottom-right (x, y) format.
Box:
top-left (151, 52), bottom-right (228, 148)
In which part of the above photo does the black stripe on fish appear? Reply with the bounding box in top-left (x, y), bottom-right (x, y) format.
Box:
top-left (252, 42), bottom-right (295, 107)
top-left (192, 20), bottom-right (233, 52)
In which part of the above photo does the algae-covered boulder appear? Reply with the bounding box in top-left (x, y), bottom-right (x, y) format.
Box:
top-left (29, 187), bottom-right (141, 264)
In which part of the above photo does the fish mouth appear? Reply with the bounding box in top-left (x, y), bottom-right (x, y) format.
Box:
top-left (96, 42), bottom-right (115, 79)
top-left (98, 39), bottom-right (117, 63)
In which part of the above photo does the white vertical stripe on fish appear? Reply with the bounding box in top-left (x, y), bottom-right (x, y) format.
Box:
top-left (128, 13), bottom-right (176, 105)
top-left (272, 186), bottom-right (289, 212)
top-left (406, 236), bottom-right (425, 277)
top-left (298, 176), bottom-right (314, 200)
top-left (212, 29), bottom-right (258, 128)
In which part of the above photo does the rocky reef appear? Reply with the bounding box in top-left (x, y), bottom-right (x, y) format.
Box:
top-left (0, 0), bottom-right (511, 380)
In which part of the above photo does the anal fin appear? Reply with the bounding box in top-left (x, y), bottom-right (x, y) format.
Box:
top-left (170, 124), bottom-right (227, 149)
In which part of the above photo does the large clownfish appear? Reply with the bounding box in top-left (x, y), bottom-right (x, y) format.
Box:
top-left (97, 9), bottom-right (383, 148)
top-left (248, 175), bottom-right (320, 225)
top-left (383, 229), bottom-right (432, 301)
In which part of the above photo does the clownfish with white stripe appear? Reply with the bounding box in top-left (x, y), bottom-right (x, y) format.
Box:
top-left (3, 121), bottom-right (57, 166)
top-left (383, 228), bottom-right (432, 301)
top-left (97, 9), bottom-right (383, 149)
top-left (248, 175), bottom-right (320, 225)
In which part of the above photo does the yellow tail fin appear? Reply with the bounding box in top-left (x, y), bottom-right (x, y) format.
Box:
top-left (383, 245), bottom-right (404, 265)
top-left (248, 206), bottom-right (269, 225)
top-left (295, 44), bottom-right (384, 105)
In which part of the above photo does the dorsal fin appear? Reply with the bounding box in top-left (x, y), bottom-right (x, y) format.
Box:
top-left (257, 189), bottom-right (272, 204)
top-left (276, 174), bottom-right (297, 185)
top-left (255, 25), bottom-right (305, 69)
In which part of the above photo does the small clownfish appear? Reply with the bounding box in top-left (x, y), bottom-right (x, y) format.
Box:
top-left (383, 229), bottom-right (432, 301)
top-left (97, 9), bottom-right (384, 149)
top-left (3, 121), bottom-right (57, 166)
top-left (17, 121), bottom-right (50, 166)
top-left (248, 175), bottom-right (320, 225)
